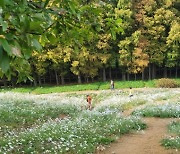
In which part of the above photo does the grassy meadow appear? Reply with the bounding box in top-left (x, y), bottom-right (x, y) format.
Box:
top-left (1, 79), bottom-right (180, 94)
top-left (0, 88), bottom-right (179, 153)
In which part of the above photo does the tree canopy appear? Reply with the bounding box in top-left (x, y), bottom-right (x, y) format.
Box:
top-left (0, 0), bottom-right (179, 85)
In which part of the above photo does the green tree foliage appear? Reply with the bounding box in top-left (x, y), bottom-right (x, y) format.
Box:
top-left (166, 21), bottom-right (180, 67)
top-left (142, 0), bottom-right (179, 67)
top-left (31, 51), bottom-right (48, 77)
top-left (47, 46), bottom-right (71, 85)
top-left (119, 31), bottom-right (149, 74)
top-left (0, 0), bottom-right (81, 81)
top-left (0, 0), bottom-right (179, 84)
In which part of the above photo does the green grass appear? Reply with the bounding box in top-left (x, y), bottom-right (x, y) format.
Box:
top-left (0, 79), bottom-right (179, 94)
top-left (121, 100), bottom-right (146, 110)
top-left (162, 121), bottom-right (180, 149)
top-left (99, 80), bottom-right (145, 89)
top-left (162, 137), bottom-right (180, 149)
top-left (168, 121), bottom-right (180, 136)
top-left (2, 82), bottom-right (100, 94)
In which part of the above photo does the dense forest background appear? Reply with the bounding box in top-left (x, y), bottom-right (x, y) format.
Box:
top-left (0, 0), bottom-right (179, 87)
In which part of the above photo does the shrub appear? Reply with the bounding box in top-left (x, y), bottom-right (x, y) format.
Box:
top-left (155, 78), bottom-right (179, 88)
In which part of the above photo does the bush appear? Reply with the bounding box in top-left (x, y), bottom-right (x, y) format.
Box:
top-left (155, 78), bottom-right (179, 88)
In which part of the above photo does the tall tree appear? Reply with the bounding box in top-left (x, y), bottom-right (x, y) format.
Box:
top-left (0, 0), bottom-right (81, 80)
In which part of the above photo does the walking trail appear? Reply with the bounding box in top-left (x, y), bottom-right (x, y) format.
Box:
top-left (98, 117), bottom-right (179, 154)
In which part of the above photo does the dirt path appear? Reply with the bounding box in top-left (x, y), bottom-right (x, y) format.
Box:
top-left (48, 88), bottom-right (161, 95)
top-left (98, 118), bottom-right (179, 154)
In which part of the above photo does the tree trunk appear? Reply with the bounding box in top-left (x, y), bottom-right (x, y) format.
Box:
top-left (86, 77), bottom-right (89, 83)
top-left (122, 71), bottom-right (126, 81)
top-left (33, 74), bottom-right (37, 87)
top-left (33, 79), bottom-right (37, 87)
top-left (11, 81), bottom-right (15, 88)
top-left (43, 76), bottom-right (46, 84)
top-left (163, 67), bottom-right (167, 78)
top-left (127, 72), bottom-right (130, 81)
top-left (38, 76), bottom-right (42, 86)
top-left (115, 68), bottom-right (118, 79)
top-left (134, 74), bottom-right (137, 81)
top-left (11, 77), bottom-right (16, 87)
top-left (142, 71), bottom-right (145, 80)
top-left (103, 67), bottom-right (106, 82)
top-left (55, 70), bottom-right (59, 85)
top-left (2, 75), bottom-right (7, 88)
top-left (169, 68), bottom-right (172, 78)
top-left (109, 67), bottom-right (112, 80)
top-left (49, 73), bottom-right (52, 84)
top-left (148, 64), bottom-right (151, 80)
top-left (61, 75), bottom-right (65, 85)
top-left (78, 75), bottom-right (82, 84)
top-left (68, 77), bottom-right (71, 83)
top-left (175, 66), bottom-right (178, 78)
top-left (152, 63), bottom-right (156, 79)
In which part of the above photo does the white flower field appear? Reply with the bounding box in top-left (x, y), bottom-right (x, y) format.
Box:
top-left (0, 89), bottom-right (179, 153)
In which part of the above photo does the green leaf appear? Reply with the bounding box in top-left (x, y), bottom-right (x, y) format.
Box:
top-left (0, 46), bottom-right (2, 57)
top-left (47, 33), bottom-right (57, 45)
top-left (33, 13), bottom-right (45, 21)
top-left (1, 21), bottom-right (8, 31)
top-left (68, 2), bottom-right (76, 14)
top-left (40, 34), bottom-right (49, 46)
top-left (0, 47), bottom-right (10, 72)
top-left (24, 16), bottom-right (30, 31)
top-left (0, 38), bottom-right (12, 55)
top-left (115, 18), bottom-right (122, 25)
top-left (0, 0), bottom-right (4, 8)
top-left (26, 34), bottom-right (31, 46)
top-left (111, 29), bottom-right (116, 40)
top-left (27, 74), bottom-right (33, 82)
top-left (95, 25), bottom-right (102, 32)
top-left (31, 39), bottom-right (42, 51)
top-left (117, 27), bottom-right (124, 33)
top-left (44, 0), bottom-right (50, 8)
top-left (77, 13), bottom-right (81, 21)
top-left (30, 21), bottom-right (42, 31)
top-left (23, 48), bottom-right (32, 59)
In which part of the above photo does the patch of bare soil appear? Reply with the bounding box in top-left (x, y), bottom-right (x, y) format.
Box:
top-left (59, 114), bottom-right (67, 119)
top-left (97, 118), bottom-right (179, 154)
